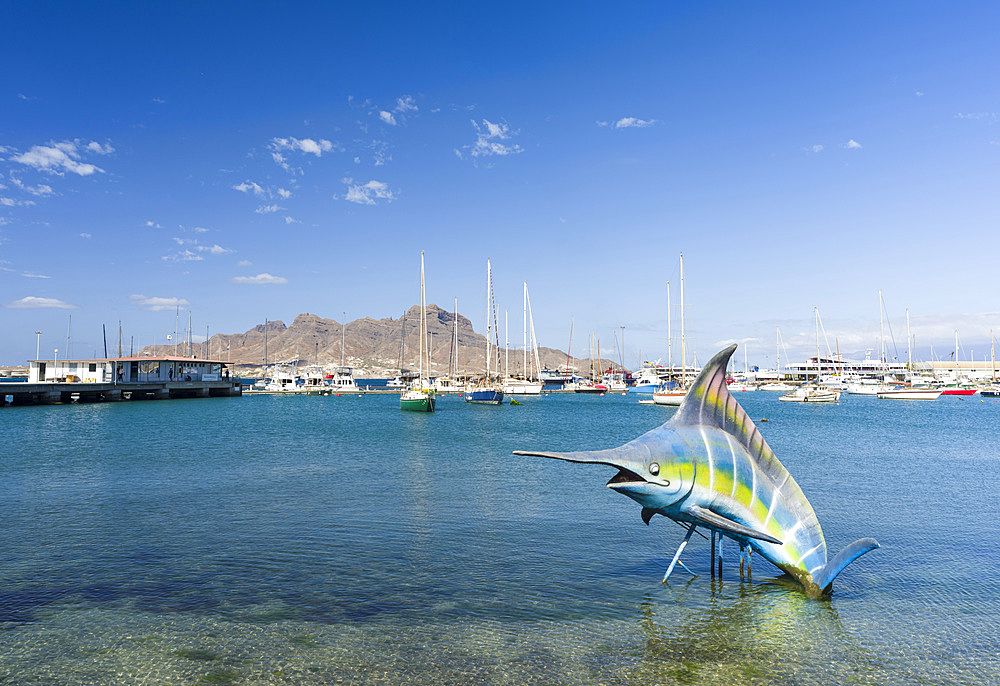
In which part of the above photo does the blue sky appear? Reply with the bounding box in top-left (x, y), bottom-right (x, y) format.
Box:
top-left (2, 2), bottom-right (999, 368)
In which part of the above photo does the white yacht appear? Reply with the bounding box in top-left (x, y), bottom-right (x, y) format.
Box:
top-left (329, 366), bottom-right (359, 393)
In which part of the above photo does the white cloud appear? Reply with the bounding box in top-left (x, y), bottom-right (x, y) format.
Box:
top-left (145, 220), bottom-right (161, 228)
top-left (272, 152), bottom-right (291, 172)
top-left (803, 144), bottom-right (824, 153)
top-left (9, 177), bottom-right (54, 196)
top-left (22, 272), bottom-right (51, 279)
top-left (232, 180), bottom-right (265, 196)
top-left (153, 97), bottom-right (167, 104)
top-left (237, 259), bottom-right (253, 267)
top-left (230, 273), bottom-right (288, 284)
top-left (379, 110), bottom-right (397, 126)
top-left (4, 296), bottom-right (78, 309)
top-left (395, 95), bottom-right (418, 113)
top-left (613, 117), bottom-right (656, 129)
top-left (255, 204), bottom-right (282, 214)
top-left (270, 137), bottom-right (334, 156)
top-left (844, 139), bottom-right (863, 149)
top-left (459, 119), bottom-right (523, 160)
top-left (162, 250), bottom-right (203, 262)
top-left (193, 226), bottom-right (209, 233)
top-left (955, 112), bottom-right (997, 122)
top-left (915, 91), bottom-right (924, 97)
top-left (79, 232), bottom-right (91, 239)
top-left (10, 140), bottom-right (108, 176)
top-left (195, 244), bottom-right (233, 255)
top-left (277, 188), bottom-right (292, 199)
top-left (130, 294), bottom-right (190, 311)
top-left (85, 141), bottom-right (115, 155)
top-left (284, 216), bottom-right (299, 224)
top-left (342, 179), bottom-right (395, 205)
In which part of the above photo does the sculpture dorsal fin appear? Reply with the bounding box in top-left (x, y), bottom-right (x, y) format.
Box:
top-left (670, 345), bottom-right (802, 504)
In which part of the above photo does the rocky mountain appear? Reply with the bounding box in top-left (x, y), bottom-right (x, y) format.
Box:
top-left (140, 304), bottom-right (620, 377)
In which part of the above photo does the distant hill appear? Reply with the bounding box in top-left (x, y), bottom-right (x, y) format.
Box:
top-left (139, 304), bottom-right (621, 377)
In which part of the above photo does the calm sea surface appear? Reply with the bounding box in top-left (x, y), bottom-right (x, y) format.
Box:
top-left (2, 391), bottom-right (998, 684)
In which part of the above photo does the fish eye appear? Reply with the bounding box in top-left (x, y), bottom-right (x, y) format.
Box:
top-left (648, 462), bottom-right (660, 476)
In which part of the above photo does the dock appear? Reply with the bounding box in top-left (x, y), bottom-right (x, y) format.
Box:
top-left (1, 380), bottom-right (242, 406)
top-left (3, 354), bottom-right (242, 407)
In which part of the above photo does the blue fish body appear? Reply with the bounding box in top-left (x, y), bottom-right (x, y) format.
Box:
top-left (515, 344), bottom-right (878, 598)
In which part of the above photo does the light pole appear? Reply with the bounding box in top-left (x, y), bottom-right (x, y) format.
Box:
top-left (35, 331), bottom-right (42, 360)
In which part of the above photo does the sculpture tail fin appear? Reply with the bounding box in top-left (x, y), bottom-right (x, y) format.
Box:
top-left (812, 538), bottom-right (880, 593)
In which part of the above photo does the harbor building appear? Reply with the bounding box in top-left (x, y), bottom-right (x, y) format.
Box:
top-left (2, 356), bottom-right (241, 406)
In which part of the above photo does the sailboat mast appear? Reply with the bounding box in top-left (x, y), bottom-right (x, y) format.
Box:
top-left (992, 329), bottom-right (996, 383)
top-left (485, 260), bottom-right (492, 379)
top-left (815, 306), bottom-right (820, 381)
top-left (776, 326), bottom-right (780, 380)
top-left (679, 254), bottom-right (686, 387)
top-left (526, 286), bottom-right (541, 380)
top-left (666, 280), bottom-right (672, 375)
top-left (505, 310), bottom-right (509, 380)
top-left (453, 297), bottom-right (459, 378)
top-left (419, 251), bottom-right (426, 380)
top-left (523, 282), bottom-right (527, 379)
top-left (906, 308), bottom-right (912, 371)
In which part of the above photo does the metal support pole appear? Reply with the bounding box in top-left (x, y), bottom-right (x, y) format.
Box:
top-left (663, 524), bottom-right (698, 583)
top-left (710, 532), bottom-right (716, 578)
top-left (717, 535), bottom-right (723, 578)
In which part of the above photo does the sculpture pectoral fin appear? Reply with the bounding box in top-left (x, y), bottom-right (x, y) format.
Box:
top-left (641, 507), bottom-right (657, 525)
top-left (686, 505), bottom-right (783, 545)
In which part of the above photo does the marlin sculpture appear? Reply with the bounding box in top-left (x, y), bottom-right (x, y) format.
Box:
top-left (514, 344), bottom-right (878, 598)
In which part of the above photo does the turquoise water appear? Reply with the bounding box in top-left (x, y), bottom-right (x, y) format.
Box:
top-left (1, 392), bottom-right (998, 684)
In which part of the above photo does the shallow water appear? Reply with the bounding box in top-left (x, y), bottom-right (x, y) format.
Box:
top-left (2, 392), bottom-right (998, 684)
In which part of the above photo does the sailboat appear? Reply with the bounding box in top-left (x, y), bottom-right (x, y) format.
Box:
top-left (653, 253), bottom-right (689, 406)
top-left (759, 327), bottom-right (796, 392)
top-left (465, 259), bottom-right (505, 404)
top-left (503, 282), bottom-right (544, 395)
top-left (400, 252), bottom-right (436, 412)
top-left (779, 308), bottom-right (841, 403)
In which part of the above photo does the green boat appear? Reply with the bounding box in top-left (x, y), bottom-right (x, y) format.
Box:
top-left (400, 388), bottom-right (436, 412)
top-left (400, 251), bottom-right (436, 413)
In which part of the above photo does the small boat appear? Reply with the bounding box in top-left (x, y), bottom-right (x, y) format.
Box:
top-left (464, 259), bottom-right (505, 406)
top-left (502, 379), bottom-right (543, 395)
top-left (401, 252), bottom-right (436, 413)
top-left (651, 388), bottom-right (687, 405)
top-left (980, 388), bottom-right (1000, 398)
top-left (778, 385), bottom-right (841, 403)
top-left (568, 380), bottom-right (608, 394)
top-left (464, 387), bottom-right (505, 404)
top-left (877, 387), bottom-right (942, 401)
top-left (759, 382), bottom-right (796, 392)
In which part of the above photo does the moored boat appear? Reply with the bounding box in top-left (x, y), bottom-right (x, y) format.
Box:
top-left (877, 387), bottom-right (942, 401)
top-left (401, 252), bottom-right (436, 413)
top-left (778, 385), bottom-right (841, 403)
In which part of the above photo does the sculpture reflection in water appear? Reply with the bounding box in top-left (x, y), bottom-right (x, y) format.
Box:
top-left (515, 344), bottom-right (878, 599)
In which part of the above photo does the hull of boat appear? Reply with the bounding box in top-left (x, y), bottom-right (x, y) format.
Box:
top-left (877, 389), bottom-right (942, 400)
top-left (940, 389), bottom-right (977, 396)
top-left (400, 394), bottom-right (435, 412)
top-left (778, 395), bottom-right (839, 403)
top-left (464, 389), bottom-right (505, 404)
top-left (651, 391), bottom-right (686, 406)
top-left (503, 382), bottom-right (543, 395)
top-left (980, 390), bottom-right (1000, 398)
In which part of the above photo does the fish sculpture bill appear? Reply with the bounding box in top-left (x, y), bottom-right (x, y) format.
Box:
top-left (514, 344), bottom-right (878, 598)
